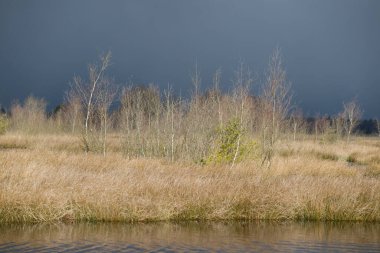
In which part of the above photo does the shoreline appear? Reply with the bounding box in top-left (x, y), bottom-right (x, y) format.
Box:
top-left (1, 217), bottom-right (380, 226)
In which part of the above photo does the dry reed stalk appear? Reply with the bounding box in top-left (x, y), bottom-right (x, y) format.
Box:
top-left (0, 133), bottom-right (379, 224)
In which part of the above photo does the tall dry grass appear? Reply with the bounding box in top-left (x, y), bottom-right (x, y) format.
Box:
top-left (0, 133), bottom-right (379, 223)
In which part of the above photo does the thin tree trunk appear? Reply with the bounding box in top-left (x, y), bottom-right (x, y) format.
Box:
top-left (156, 104), bottom-right (160, 156)
top-left (72, 109), bottom-right (77, 134)
top-left (171, 102), bottom-right (174, 162)
top-left (315, 121), bottom-right (318, 142)
top-left (347, 124), bottom-right (352, 143)
top-left (231, 93), bottom-right (245, 169)
top-left (84, 69), bottom-right (104, 151)
top-left (103, 110), bottom-right (107, 157)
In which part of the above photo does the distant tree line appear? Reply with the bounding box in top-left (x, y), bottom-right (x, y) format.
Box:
top-left (303, 117), bottom-right (379, 136)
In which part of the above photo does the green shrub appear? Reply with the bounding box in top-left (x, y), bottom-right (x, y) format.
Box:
top-left (0, 114), bottom-right (8, 135)
top-left (203, 118), bottom-right (258, 165)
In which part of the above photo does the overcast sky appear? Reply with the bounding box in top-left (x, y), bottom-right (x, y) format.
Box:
top-left (0, 0), bottom-right (379, 118)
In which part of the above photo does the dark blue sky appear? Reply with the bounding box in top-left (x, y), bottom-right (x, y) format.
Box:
top-left (0, 0), bottom-right (379, 118)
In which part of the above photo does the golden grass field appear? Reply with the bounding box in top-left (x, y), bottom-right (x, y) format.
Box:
top-left (0, 133), bottom-right (379, 223)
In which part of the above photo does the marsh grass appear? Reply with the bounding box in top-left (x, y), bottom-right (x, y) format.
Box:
top-left (313, 151), bottom-right (339, 161)
top-left (0, 135), bottom-right (30, 150)
top-left (0, 133), bottom-right (379, 224)
top-left (347, 153), bottom-right (359, 164)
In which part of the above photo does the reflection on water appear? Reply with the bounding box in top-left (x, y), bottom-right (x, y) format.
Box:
top-left (0, 221), bottom-right (379, 252)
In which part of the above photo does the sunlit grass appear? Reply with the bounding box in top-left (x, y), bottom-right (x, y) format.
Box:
top-left (0, 133), bottom-right (379, 223)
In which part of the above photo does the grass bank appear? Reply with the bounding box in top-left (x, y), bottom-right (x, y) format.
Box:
top-left (0, 133), bottom-right (379, 223)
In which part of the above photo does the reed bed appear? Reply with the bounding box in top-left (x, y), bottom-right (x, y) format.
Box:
top-left (0, 133), bottom-right (379, 224)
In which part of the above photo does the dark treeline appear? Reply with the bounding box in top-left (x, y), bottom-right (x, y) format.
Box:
top-left (304, 117), bottom-right (379, 136)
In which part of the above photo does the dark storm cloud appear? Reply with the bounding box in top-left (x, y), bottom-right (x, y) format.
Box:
top-left (0, 0), bottom-right (379, 117)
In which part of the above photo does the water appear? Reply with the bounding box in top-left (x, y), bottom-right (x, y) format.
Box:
top-left (0, 221), bottom-right (379, 252)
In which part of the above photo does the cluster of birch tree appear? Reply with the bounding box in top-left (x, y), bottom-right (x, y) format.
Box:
top-left (3, 48), bottom-right (371, 164)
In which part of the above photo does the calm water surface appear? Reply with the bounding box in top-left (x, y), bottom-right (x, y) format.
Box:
top-left (0, 221), bottom-right (379, 252)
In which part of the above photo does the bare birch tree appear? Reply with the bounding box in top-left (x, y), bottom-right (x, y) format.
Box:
top-left (212, 68), bottom-right (223, 127)
top-left (72, 51), bottom-right (112, 152)
top-left (10, 96), bottom-right (47, 133)
top-left (97, 78), bottom-right (117, 156)
top-left (314, 115), bottom-right (332, 141)
top-left (261, 47), bottom-right (292, 167)
top-left (231, 62), bottom-right (253, 168)
top-left (342, 99), bottom-right (362, 142)
top-left (191, 62), bottom-right (201, 118)
top-left (333, 112), bottom-right (345, 139)
top-left (64, 88), bottom-right (82, 134)
top-left (290, 109), bottom-right (305, 141)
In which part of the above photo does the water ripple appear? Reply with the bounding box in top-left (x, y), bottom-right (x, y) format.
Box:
top-left (0, 221), bottom-right (379, 252)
